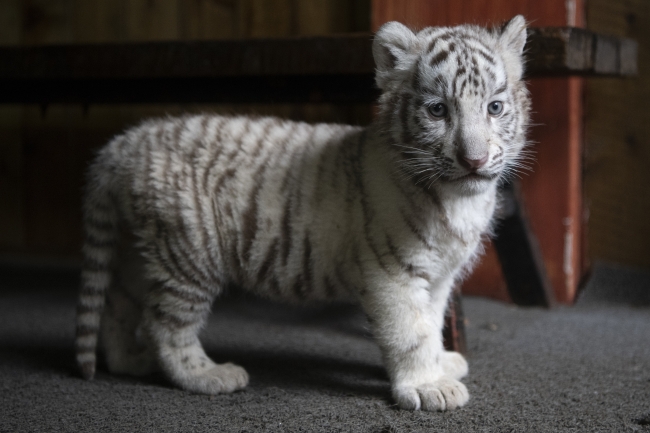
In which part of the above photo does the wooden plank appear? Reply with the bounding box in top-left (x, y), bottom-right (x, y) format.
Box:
top-left (0, 76), bottom-right (378, 105)
top-left (22, 106), bottom-right (84, 255)
top-left (520, 76), bottom-right (585, 304)
top-left (0, 30), bottom-right (635, 79)
top-left (0, 107), bottom-right (24, 250)
top-left (0, 28), bottom-right (636, 105)
top-left (526, 27), bottom-right (637, 76)
top-left (372, 0), bottom-right (576, 29)
top-left (0, 36), bottom-right (375, 79)
top-left (0, 0), bottom-right (24, 251)
top-left (239, 0), bottom-right (293, 38)
top-left (584, 0), bottom-right (650, 270)
top-left (0, 35), bottom-right (377, 104)
top-left (619, 38), bottom-right (639, 76)
top-left (21, 0), bottom-right (74, 45)
top-left (293, 0), bottom-right (370, 35)
top-left (0, 0), bottom-right (22, 46)
top-left (492, 182), bottom-right (555, 307)
top-left (72, 0), bottom-right (126, 43)
top-left (124, 0), bottom-right (179, 41)
top-left (178, 0), bottom-right (237, 40)
top-left (443, 284), bottom-right (466, 354)
top-left (19, 0), bottom-right (81, 256)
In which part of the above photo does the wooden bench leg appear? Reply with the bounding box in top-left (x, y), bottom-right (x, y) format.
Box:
top-left (443, 284), bottom-right (467, 354)
top-left (493, 181), bottom-right (555, 307)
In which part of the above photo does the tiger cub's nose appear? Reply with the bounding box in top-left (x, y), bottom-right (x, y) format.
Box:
top-left (457, 152), bottom-right (488, 171)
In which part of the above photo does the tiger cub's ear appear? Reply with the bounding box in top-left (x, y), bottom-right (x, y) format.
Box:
top-left (373, 21), bottom-right (419, 90)
top-left (498, 15), bottom-right (528, 81)
top-left (500, 15), bottom-right (528, 55)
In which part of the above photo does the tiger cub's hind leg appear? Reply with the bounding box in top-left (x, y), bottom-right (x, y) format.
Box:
top-left (143, 280), bottom-right (249, 394)
top-left (100, 241), bottom-right (158, 376)
top-left (101, 284), bottom-right (158, 376)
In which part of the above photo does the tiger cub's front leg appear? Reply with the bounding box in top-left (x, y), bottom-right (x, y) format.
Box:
top-left (362, 276), bottom-right (469, 411)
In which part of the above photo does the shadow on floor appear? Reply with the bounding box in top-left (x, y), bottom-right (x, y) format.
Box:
top-left (1, 339), bottom-right (391, 401)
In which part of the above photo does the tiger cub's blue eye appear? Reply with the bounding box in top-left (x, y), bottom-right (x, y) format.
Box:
top-left (428, 103), bottom-right (448, 118)
top-left (488, 101), bottom-right (504, 116)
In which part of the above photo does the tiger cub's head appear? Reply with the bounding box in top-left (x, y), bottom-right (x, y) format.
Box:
top-left (373, 16), bottom-right (531, 196)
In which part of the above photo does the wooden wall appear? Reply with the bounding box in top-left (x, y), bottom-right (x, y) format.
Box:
top-left (584, 0), bottom-right (650, 270)
top-left (0, 0), bottom-right (371, 261)
top-left (8, 0), bottom-right (370, 43)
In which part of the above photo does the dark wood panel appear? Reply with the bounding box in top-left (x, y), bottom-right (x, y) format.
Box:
top-left (527, 27), bottom-right (637, 76)
top-left (0, 28), bottom-right (636, 104)
top-left (371, 0), bottom-right (583, 29)
top-left (0, 1), bottom-right (24, 251)
top-left (584, 0), bottom-right (650, 270)
top-left (0, 0), bottom-right (375, 260)
top-left (493, 182), bottom-right (555, 307)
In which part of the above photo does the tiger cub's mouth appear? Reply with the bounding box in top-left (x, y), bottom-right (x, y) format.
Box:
top-left (443, 171), bottom-right (499, 183)
top-left (459, 172), bottom-right (498, 181)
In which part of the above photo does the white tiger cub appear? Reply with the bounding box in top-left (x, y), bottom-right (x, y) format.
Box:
top-left (76, 16), bottom-right (530, 411)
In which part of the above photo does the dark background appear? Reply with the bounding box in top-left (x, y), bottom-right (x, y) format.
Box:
top-left (0, 0), bottom-right (648, 295)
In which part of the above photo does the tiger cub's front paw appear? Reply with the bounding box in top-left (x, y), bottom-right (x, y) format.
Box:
top-left (393, 377), bottom-right (469, 411)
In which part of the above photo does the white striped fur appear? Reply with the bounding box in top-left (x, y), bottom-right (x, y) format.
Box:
top-left (76, 16), bottom-right (531, 411)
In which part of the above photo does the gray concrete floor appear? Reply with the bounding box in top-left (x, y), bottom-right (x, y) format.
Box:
top-left (1, 263), bottom-right (649, 432)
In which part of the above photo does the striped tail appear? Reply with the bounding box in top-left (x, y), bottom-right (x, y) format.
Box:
top-left (75, 169), bottom-right (118, 380)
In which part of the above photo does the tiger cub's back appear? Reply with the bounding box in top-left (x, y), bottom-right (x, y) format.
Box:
top-left (100, 114), bottom-right (363, 300)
